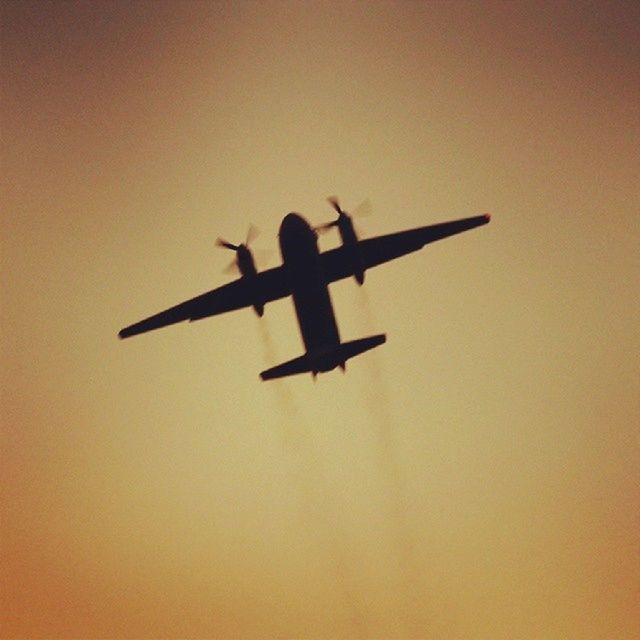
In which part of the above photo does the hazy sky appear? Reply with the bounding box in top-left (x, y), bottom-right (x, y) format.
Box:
top-left (2, 1), bottom-right (639, 638)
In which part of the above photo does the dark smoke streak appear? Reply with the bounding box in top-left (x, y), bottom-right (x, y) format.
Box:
top-left (257, 318), bottom-right (368, 637)
top-left (355, 288), bottom-right (427, 636)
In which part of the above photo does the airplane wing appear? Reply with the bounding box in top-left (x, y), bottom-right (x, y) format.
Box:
top-left (321, 213), bottom-right (490, 283)
top-left (118, 264), bottom-right (290, 339)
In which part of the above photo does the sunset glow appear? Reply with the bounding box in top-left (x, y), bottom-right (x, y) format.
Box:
top-left (2, 2), bottom-right (639, 638)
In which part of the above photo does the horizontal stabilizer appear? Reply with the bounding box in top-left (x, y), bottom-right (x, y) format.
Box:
top-left (260, 333), bottom-right (386, 381)
top-left (338, 333), bottom-right (386, 361)
top-left (260, 354), bottom-right (311, 381)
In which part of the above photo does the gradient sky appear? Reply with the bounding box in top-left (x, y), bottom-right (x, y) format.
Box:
top-left (2, 1), bottom-right (639, 638)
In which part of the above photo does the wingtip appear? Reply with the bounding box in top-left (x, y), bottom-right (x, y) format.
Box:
top-left (483, 212), bottom-right (491, 222)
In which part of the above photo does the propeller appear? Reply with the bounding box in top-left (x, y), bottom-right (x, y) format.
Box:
top-left (316, 197), bottom-right (371, 233)
top-left (245, 223), bottom-right (260, 245)
top-left (215, 225), bottom-right (261, 275)
top-left (222, 259), bottom-right (240, 275)
top-left (327, 195), bottom-right (345, 216)
top-left (215, 224), bottom-right (266, 316)
top-left (216, 238), bottom-right (240, 251)
top-left (316, 196), bottom-right (344, 232)
top-left (216, 224), bottom-right (260, 251)
top-left (216, 237), bottom-right (241, 272)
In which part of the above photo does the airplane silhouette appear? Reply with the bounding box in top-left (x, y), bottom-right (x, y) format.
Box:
top-left (118, 204), bottom-right (490, 380)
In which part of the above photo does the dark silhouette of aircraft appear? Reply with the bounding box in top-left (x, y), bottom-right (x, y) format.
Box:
top-left (118, 205), bottom-right (490, 380)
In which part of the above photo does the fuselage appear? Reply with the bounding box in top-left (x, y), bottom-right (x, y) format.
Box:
top-left (279, 213), bottom-right (342, 372)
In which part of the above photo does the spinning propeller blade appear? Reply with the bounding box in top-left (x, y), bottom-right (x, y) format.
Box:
top-left (327, 195), bottom-right (344, 215)
top-left (223, 259), bottom-right (239, 274)
top-left (215, 238), bottom-right (239, 251)
top-left (352, 198), bottom-right (372, 218)
top-left (245, 224), bottom-right (260, 245)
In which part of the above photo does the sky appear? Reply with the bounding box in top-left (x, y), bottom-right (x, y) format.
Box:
top-left (1, 1), bottom-right (639, 638)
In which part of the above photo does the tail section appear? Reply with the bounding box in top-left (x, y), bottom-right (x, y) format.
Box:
top-left (337, 333), bottom-right (386, 361)
top-left (260, 334), bottom-right (386, 381)
top-left (259, 353), bottom-right (310, 381)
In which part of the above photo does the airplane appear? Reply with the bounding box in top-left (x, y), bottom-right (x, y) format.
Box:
top-left (118, 204), bottom-right (490, 380)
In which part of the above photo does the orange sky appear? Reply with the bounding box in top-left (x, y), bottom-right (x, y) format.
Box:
top-left (2, 1), bottom-right (639, 638)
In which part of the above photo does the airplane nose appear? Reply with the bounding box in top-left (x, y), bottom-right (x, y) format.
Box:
top-left (281, 212), bottom-right (305, 231)
top-left (280, 212), bottom-right (314, 237)
top-left (279, 212), bottom-right (317, 261)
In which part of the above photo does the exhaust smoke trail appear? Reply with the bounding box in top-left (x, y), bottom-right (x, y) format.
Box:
top-left (257, 318), bottom-right (368, 637)
top-left (257, 317), bottom-right (297, 425)
top-left (355, 288), bottom-right (427, 635)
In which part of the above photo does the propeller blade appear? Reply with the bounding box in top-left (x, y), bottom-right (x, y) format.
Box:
top-left (223, 259), bottom-right (239, 275)
top-left (216, 237), bottom-right (239, 251)
top-left (314, 220), bottom-right (339, 233)
top-left (245, 224), bottom-right (260, 246)
top-left (327, 196), bottom-right (343, 215)
top-left (352, 198), bottom-right (372, 218)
